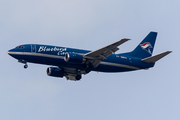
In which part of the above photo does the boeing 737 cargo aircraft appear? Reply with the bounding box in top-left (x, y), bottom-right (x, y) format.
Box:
top-left (8, 32), bottom-right (171, 81)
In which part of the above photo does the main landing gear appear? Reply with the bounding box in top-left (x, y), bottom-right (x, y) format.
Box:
top-left (75, 75), bottom-right (82, 81)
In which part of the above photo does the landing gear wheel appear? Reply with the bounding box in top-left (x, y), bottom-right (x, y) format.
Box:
top-left (75, 75), bottom-right (82, 80)
top-left (24, 64), bottom-right (28, 69)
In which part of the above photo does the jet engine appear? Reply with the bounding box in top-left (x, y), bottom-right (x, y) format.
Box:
top-left (64, 53), bottom-right (85, 64)
top-left (47, 67), bottom-right (64, 77)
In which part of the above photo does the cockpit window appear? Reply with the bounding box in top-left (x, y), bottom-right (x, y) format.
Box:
top-left (16, 46), bottom-right (24, 49)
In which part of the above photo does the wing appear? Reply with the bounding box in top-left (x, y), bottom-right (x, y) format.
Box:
top-left (84, 38), bottom-right (130, 67)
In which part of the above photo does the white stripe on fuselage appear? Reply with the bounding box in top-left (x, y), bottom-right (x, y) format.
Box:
top-left (8, 52), bottom-right (140, 70)
top-left (8, 52), bottom-right (64, 59)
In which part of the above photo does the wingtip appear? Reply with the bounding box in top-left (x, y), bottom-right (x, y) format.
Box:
top-left (120, 38), bottom-right (130, 43)
top-left (167, 51), bottom-right (172, 54)
top-left (124, 38), bottom-right (131, 40)
top-left (122, 38), bottom-right (131, 41)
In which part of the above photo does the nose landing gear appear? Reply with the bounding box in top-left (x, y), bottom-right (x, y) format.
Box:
top-left (18, 59), bottom-right (28, 69)
top-left (24, 64), bottom-right (28, 69)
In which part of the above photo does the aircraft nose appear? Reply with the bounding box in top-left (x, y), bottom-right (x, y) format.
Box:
top-left (7, 48), bottom-right (15, 55)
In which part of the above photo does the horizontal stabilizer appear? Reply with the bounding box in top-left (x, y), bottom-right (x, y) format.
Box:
top-left (141, 51), bottom-right (172, 63)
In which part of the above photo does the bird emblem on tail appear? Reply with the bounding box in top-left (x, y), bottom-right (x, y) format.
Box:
top-left (140, 42), bottom-right (152, 54)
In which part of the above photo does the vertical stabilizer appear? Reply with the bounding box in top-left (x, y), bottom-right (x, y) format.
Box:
top-left (128, 32), bottom-right (157, 59)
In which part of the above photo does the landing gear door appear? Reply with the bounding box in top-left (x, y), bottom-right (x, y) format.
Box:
top-left (31, 44), bottom-right (36, 53)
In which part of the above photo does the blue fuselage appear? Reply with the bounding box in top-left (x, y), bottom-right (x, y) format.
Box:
top-left (8, 44), bottom-right (154, 72)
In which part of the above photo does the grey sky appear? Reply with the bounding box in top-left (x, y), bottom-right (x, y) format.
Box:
top-left (0, 0), bottom-right (179, 120)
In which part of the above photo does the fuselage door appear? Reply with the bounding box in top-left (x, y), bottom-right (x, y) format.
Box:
top-left (31, 44), bottom-right (36, 53)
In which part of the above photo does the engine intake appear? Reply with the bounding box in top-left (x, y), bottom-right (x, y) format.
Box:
top-left (47, 67), bottom-right (64, 77)
top-left (64, 53), bottom-right (85, 64)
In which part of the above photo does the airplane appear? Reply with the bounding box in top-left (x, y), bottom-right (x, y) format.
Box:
top-left (8, 32), bottom-right (172, 81)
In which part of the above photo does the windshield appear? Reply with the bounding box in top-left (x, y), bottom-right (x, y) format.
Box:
top-left (16, 46), bottom-right (24, 49)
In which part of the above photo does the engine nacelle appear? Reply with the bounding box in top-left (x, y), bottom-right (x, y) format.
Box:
top-left (47, 67), bottom-right (64, 77)
top-left (64, 53), bottom-right (85, 64)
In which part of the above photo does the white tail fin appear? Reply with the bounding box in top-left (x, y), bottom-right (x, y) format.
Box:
top-left (141, 51), bottom-right (172, 63)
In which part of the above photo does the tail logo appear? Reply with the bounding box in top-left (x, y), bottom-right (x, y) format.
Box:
top-left (140, 42), bottom-right (152, 54)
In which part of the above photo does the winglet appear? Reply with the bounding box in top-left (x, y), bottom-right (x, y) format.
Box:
top-left (141, 51), bottom-right (172, 63)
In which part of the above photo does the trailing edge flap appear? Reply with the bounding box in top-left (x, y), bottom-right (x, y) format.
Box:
top-left (141, 51), bottom-right (172, 63)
